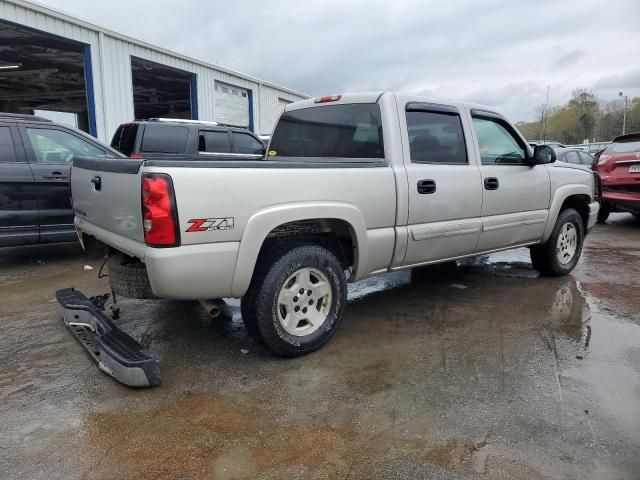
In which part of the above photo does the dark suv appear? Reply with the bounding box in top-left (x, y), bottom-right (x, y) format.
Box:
top-left (110, 119), bottom-right (266, 159)
top-left (0, 113), bottom-right (123, 247)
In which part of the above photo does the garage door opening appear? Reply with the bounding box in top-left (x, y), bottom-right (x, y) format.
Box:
top-left (0, 20), bottom-right (95, 134)
top-left (131, 56), bottom-right (196, 120)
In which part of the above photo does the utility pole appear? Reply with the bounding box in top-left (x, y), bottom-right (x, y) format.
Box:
top-left (619, 91), bottom-right (628, 135)
top-left (542, 84), bottom-right (550, 141)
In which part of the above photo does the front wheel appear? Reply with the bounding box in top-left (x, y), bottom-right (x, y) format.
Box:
top-left (530, 208), bottom-right (584, 276)
top-left (241, 244), bottom-right (347, 357)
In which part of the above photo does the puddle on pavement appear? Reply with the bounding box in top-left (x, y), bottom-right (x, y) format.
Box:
top-left (3, 236), bottom-right (640, 479)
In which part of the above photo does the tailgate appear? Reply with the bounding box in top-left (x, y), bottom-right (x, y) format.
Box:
top-left (72, 157), bottom-right (145, 244)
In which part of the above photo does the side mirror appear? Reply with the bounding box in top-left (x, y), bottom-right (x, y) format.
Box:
top-left (257, 146), bottom-right (266, 156)
top-left (531, 145), bottom-right (556, 165)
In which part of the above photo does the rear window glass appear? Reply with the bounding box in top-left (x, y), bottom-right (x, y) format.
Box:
top-left (605, 139), bottom-right (640, 154)
top-left (198, 130), bottom-right (232, 153)
top-left (269, 103), bottom-right (384, 159)
top-left (141, 125), bottom-right (188, 154)
top-left (111, 124), bottom-right (138, 156)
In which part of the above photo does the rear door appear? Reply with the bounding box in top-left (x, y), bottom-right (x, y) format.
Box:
top-left (0, 124), bottom-right (39, 246)
top-left (20, 124), bottom-right (111, 243)
top-left (402, 102), bottom-right (483, 265)
top-left (470, 112), bottom-right (551, 251)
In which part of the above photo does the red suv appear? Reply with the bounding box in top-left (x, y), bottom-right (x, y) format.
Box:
top-left (595, 132), bottom-right (640, 222)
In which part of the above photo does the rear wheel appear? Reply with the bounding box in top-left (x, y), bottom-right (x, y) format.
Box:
top-left (530, 208), bottom-right (584, 276)
top-left (597, 201), bottom-right (611, 223)
top-left (241, 244), bottom-right (347, 357)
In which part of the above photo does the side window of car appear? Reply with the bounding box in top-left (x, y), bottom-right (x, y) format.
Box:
top-left (198, 130), bottom-right (231, 153)
top-left (25, 128), bottom-right (106, 164)
top-left (406, 110), bottom-right (468, 164)
top-left (140, 125), bottom-right (188, 154)
top-left (565, 151), bottom-right (580, 164)
top-left (578, 152), bottom-right (593, 165)
top-left (0, 127), bottom-right (17, 162)
top-left (232, 132), bottom-right (265, 155)
top-left (472, 117), bottom-right (526, 165)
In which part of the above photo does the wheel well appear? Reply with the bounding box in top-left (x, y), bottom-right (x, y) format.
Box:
top-left (259, 219), bottom-right (357, 271)
top-left (560, 195), bottom-right (590, 227)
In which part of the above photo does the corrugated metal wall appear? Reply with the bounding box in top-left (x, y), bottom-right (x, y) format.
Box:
top-left (0, 0), bottom-right (306, 140)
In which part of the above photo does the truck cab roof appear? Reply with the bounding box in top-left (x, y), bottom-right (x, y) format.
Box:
top-left (285, 92), bottom-right (500, 117)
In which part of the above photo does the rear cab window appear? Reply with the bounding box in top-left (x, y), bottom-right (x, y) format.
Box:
top-left (406, 107), bottom-right (467, 164)
top-left (140, 125), bottom-right (188, 154)
top-left (269, 103), bottom-right (384, 160)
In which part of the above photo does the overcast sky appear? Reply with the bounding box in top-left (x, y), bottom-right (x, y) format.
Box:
top-left (38, 0), bottom-right (640, 121)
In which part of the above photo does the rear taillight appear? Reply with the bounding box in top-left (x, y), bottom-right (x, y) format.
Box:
top-left (141, 174), bottom-right (179, 247)
top-left (130, 153), bottom-right (144, 159)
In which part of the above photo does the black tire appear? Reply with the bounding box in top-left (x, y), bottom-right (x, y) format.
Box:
top-left (241, 244), bottom-right (347, 357)
top-left (530, 208), bottom-right (584, 277)
top-left (108, 254), bottom-right (157, 299)
top-left (597, 201), bottom-right (611, 223)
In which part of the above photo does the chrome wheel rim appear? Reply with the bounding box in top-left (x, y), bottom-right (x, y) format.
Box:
top-left (277, 267), bottom-right (332, 336)
top-left (556, 222), bottom-right (578, 265)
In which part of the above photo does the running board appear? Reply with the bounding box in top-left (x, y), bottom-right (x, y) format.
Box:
top-left (56, 288), bottom-right (160, 387)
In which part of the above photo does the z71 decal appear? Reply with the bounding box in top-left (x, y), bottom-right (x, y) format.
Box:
top-left (186, 217), bottom-right (235, 232)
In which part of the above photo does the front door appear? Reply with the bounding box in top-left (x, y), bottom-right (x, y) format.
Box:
top-left (471, 114), bottom-right (551, 252)
top-left (0, 125), bottom-right (38, 246)
top-left (403, 103), bottom-right (483, 265)
top-left (20, 125), bottom-right (109, 243)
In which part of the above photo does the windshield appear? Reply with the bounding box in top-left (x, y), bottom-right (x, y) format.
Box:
top-left (269, 103), bottom-right (384, 159)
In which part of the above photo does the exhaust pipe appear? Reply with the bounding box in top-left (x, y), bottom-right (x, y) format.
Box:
top-left (198, 299), bottom-right (224, 318)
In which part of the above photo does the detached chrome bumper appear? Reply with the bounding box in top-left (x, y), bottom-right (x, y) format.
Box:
top-left (56, 288), bottom-right (160, 387)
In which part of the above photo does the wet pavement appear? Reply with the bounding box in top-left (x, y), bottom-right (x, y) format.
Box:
top-left (1, 214), bottom-right (639, 480)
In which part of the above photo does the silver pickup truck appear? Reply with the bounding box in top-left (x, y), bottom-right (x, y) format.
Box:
top-left (61, 92), bottom-right (599, 386)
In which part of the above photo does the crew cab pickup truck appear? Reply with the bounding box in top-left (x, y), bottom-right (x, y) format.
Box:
top-left (62, 92), bottom-right (599, 385)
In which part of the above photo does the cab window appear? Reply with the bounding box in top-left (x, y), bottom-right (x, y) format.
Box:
top-left (406, 110), bottom-right (467, 164)
top-left (472, 117), bottom-right (526, 165)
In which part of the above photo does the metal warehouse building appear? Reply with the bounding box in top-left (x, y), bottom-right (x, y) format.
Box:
top-left (0, 0), bottom-right (307, 142)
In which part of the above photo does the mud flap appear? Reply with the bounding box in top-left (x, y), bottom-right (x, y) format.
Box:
top-left (56, 288), bottom-right (160, 387)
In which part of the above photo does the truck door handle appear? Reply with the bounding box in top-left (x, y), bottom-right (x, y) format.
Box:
top-left (417, 179), bottom-right (437, 194)
top-left (484, 177), bottom-right (499, 190)
top-left (44, 171), bottom-right (68, 180)
top-left (91, 175), bottom-right (102, 191)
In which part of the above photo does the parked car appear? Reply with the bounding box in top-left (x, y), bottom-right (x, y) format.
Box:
top-left (0, 113), bottom-right (123, 247)
top-left (595, 132), bottom-right (640, 222)
top-left (110, 118), bottom-right (266, 159)
top-left (555, 148), bottom-right (594, 170)
top-left (60, 92), bottom-right (600, 386)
